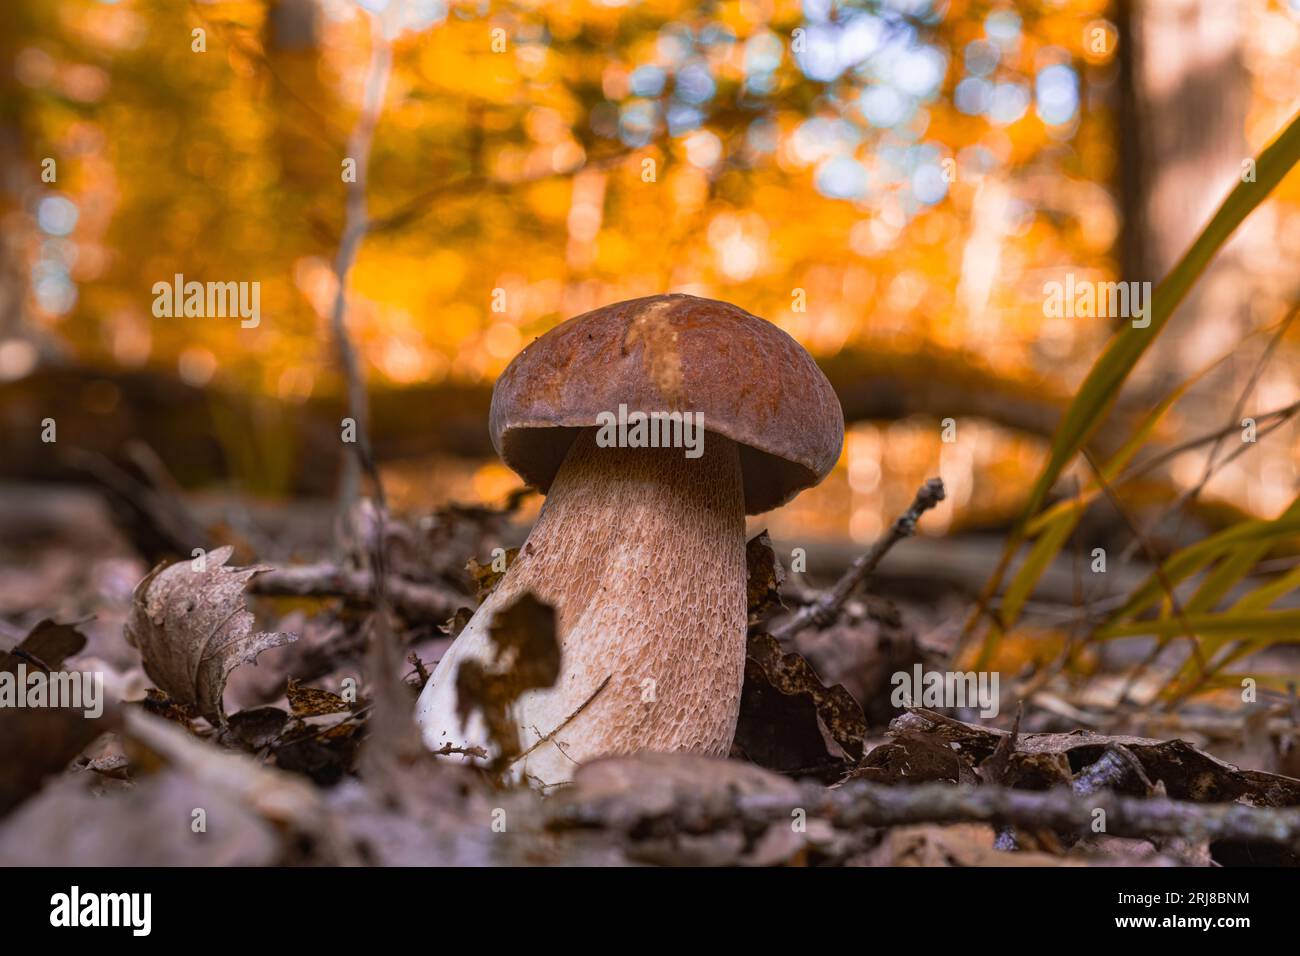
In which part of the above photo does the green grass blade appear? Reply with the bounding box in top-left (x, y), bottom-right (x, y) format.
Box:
top-left (1016, 111), bottom-right (1300, 528)
top-left (966, 110), bottom-right (1300, 662)
top-left (1098, 609), bottom-right (1300, 640)
top-left (1001, 378), bottom-right (1197, 629)
top-left (1185, 496), bottom-right (1300, 614)
top-left (1233, 562), bottom-right (1300, 612)
top-left (1105, 502), bottom-right (1300, 622)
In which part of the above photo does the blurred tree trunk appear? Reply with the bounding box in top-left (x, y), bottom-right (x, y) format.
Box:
top-left (1119, 0), bottom-right (1250, 381)
top-left (1117, 0), bottom-right (1294, 517)
top-left (0, 2), bottom-right (64, 365)
top-left (263, 0), bottom-right (342, 201)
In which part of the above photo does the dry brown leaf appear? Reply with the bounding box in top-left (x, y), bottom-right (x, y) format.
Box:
top-left (733, 631), bottom-right (867, 778)
top-left (286, 677), bottom-right (351, 717)
top-left (860, 823), bottom-right (1079, 867)
top-left (466, 548), bottom-right (518, 603)
top-left (0, 619), bottom-right (116, 817)
top-left (850, 731), bottom-right (980, 786)
top-left (125, 545), bottom-right (296, 722)
top-left (0, 619), bottom-right (87, 674)
top-left (455, 591), bottom-right (560, 769)
top-left (893, 708), bottom-right (1300, 807)
top-left (745, 530), bottom-right (786, 623)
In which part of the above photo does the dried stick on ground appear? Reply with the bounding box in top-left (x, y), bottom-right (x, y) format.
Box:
top-left (550, 777), bottom-right (1300, 849)
top-left (768, 478), bottom-right (945, 641)
top-left (1071, 744), bottom-right (1154, 797)
top-left (330, 11), bottom-right (393, 528)
top-left (323, 8), bottom-right (427, 788)
top-left (250, 564), bottom-right (463, 622)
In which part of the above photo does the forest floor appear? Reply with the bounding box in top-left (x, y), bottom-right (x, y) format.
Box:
top-left (2, 475), bottom-right (1299, 867)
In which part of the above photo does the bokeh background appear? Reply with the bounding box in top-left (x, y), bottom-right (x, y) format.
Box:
top-left (1, 0), bottom-right (1299, 584)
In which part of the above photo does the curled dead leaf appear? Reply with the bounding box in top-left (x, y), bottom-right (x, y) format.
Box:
top-left (125, 545), bottom-right (296, 722)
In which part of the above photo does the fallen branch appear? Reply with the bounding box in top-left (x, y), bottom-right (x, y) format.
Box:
top-left (1071, 744), bottom-right (1154, 796)
top-left (551, 776), bottom-right (1300, 849)
top-left (250, 563), bottom-right (463, 622)
top-left (768, 478), bottom-right (945, 640)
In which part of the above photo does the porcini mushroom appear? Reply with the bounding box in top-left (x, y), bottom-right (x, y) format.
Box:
top-left (416, 293), bottom-right (843, 786)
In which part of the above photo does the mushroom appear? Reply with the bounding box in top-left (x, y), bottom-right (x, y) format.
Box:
top-left (416, 293), bottom-right (843, 786)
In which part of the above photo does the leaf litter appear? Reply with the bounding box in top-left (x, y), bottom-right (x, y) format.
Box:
top-left (2, 492), bottom-right (1299, 866)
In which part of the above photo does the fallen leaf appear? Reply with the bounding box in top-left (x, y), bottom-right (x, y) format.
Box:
top-left (981, 706), bottom-right (1071, 792)
top-left (124, 545), bottom-right (297, 722)
top-left (0, 619), bottom-right (115, 817)
top-left (0, 619), bottom-right (86, 674)
top-left (893, 708), bottom-right (1300, 806)
top-left (455, 591), bottom-right (560, 768)
top-left (274, 719), bottom-right (363, 785)
top-left (286, 677), bottom-right (352, 717)
top-left (745, 530), bottom-right (786, 624)
top-left (226, 706), bottom-right (290, 750)
top-left (466, 548), bottom-right (518, 604)
top-left (789, 597), bottom-right (921, 727)
top-left (733, 632), bottom-right (867, 779)
top-left (859, 823), bottom-right (1078, 867)
top-left (851, 732), bottom-right (979, 786)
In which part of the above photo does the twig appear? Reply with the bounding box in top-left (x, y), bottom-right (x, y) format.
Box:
top-left (430, 742), bottom-right (489, 760)
top-left (1115, 397), bottom-right (1300, 489)
top-left (550, 777), bottom-right (1300, 849)
top-left (250, 563), bottom-right (464, 622)
top-left (1071, 744), bottom-right (1153, 796)
top-left (768, 478), bottom-right (945, 641)
top-left (367, 148), bottom-right (631, 235)
top-left (330, 10), bottom-right (394, 534)
top-left (511, 674), bottom-right (612, 766)
top-left (407, 652), bottom-right (430, 687)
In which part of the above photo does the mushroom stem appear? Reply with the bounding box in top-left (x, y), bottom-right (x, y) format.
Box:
top-left (416, 426), bottom-right (747, 786)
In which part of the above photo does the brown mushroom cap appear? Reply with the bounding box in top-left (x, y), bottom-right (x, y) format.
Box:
top-left (489, 293), bottom-right (845, 514)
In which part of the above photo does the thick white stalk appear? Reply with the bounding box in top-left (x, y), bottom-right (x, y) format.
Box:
top-left (416, 427), bottom-right (747, 787)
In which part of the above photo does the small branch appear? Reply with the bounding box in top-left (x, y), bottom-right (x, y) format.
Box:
top-left (328, 7), bottom-right (396, 590)
top-left (768, 478), bottom-right (945, 641)
top-left (550, 777), bottom-right (1300, 849)
top-left (407, 652), bottom-right (430, 687)
top-left (250, 563), bottom-right (463, 622)
top-left (1071, 744), bottom-right (1153, 796)
top-left (430, 742), bottom-right (489, 760)
top-left (367, 148), bottom-right (632, 235)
